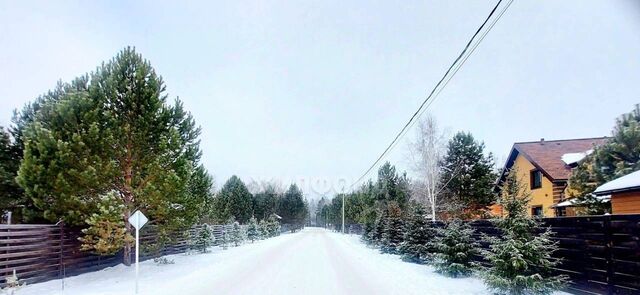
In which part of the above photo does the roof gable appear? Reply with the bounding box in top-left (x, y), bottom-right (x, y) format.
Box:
top-left (499, 137), bottom-right (609, 184)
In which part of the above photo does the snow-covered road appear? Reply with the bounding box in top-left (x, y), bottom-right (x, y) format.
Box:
top-left (19, 228), bottom-right (491, 295)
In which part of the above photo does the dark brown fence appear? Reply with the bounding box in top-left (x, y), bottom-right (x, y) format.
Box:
top-left (463, 216), bottom-right (640, 295)
top-left (349, 214), bottom-right (640, 295)
top-left (0, 223), bottom-right (243, 288)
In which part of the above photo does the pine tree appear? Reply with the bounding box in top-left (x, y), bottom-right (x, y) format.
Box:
top-left (483, 169), bottom-right (568, 295)
top-left (375, 162), bottom-right (411, 209)
top-left (214, 176), bottom-right (253, 223)
top-left (79, 191), bottom-right (132, 255)
top-left (398, 204), bottom-right (435, 263)
top-left (381, 202), bottom-right (404, 254)
top-left (253, 184), bottom-right (280, 220)
top-left (0, 127), bottom-right (25, 222)
top-left (16, 47), bottom-right (207, 265)
top-left (431, 219), bottom-right (479, 277)
top-left (569, 104), bottom-right (640, 214)
top-left (246, 216), bottom-right (260, 243)
top-left (278, 184), bottom-right (307, 228)
top-left (441, 132), bottom-right (497, 217)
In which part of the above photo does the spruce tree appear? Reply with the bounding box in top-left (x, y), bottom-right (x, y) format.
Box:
top-left (193, 224), bottom-right (214, 253)
top-left (368, 209), bottom-right (386, 245)
top-left (230, 221), bottom-right (243, 247)
top-left (258, 219), bottom-right (269, 239)
top-left (431, 219), bottom-right (479, 277)
top-left (441, 132), bottom-right (497, 217)
top-left (266, 215), bottom-right (281, 237)
top-left (398, 204), bottom-right (435, 263)
top-left (381, 202), bottom-right (404, 254)
top-left (246, 216), bottom-right (259, 242)
top-left (483, 169), bottom-right (568, 295)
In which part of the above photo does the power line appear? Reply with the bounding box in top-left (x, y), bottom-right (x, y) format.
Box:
top-left (349, 0), bottom-right (513, 189)
top-left (385, 0), bottom-right (515, 157)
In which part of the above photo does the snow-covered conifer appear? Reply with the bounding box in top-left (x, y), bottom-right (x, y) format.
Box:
top-left (381, 202), bottom-right (404, 254)
top-left (483, 169), bottom-right (568, 294)
top-left (431, 219), bottom-right (478, 277)
top-left (246, 216), bottom-right (260, 242)
top-left (230, 221), bottom-right (243, 246)
top-left (398, 204), bottom-right (435, 263)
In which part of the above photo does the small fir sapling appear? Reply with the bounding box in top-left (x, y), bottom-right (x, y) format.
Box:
top-left (431, 219), bottom-right (479, 277)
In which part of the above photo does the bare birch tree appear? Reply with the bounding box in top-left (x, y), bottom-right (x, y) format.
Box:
top-left (407, 115), bottom-right (449, 221)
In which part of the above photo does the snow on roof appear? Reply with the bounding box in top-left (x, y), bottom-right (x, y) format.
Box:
top-left (594, 170), bottom-right (640, 195)
top-left (561, 150), bottom-right (592, 165)
top-left (553, 195), bottom-right (610, 207)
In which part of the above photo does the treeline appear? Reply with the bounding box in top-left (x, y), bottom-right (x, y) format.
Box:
top-left (317, 120), bottom-right (497, 229)
top-left (207, 176), bottom-right (309, 228)
top-left (0, 47), bottom-right (307, 265)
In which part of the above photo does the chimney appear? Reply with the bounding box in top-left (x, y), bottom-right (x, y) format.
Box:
top-left (540, 138), bottom-right (545, 145)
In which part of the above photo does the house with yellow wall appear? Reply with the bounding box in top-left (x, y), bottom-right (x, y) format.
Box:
top-left (492, 137), bottom-right (608, 217)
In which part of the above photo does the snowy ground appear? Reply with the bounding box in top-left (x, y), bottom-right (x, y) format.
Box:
top-left (14, 228), bottom-right (557, 295)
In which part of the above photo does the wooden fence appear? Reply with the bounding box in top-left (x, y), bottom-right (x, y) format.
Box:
top-left (0, 223), bottom-right (252, 288)
top-left (347, 214), bottom-right (640, 295)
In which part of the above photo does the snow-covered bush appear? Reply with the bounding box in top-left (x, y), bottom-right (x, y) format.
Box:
top-left (482, 169), bottom-right (568, 294)
top-left (431, 219), bottom-right (478, 277)
top-left (153, 257), bottom-right (175, 265)
top-left (3, 269), bottom-right (24, 294)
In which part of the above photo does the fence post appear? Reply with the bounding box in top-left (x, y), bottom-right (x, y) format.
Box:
top-left (603, 215), bottom-right (614, 295)
top-left (58, 222), bottom-right (64, 280)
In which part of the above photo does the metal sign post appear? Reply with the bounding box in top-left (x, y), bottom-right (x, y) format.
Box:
top-left (128, 210), bottom-right (148, 294)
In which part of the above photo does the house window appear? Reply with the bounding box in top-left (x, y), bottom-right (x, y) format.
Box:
top-left (532, 206), bottom-right (543, 217)
top-left (530, 170), bottom-right (542, 189)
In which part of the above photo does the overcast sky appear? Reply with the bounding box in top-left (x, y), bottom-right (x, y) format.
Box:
top-left (1, 1), bottom-right (639, 200)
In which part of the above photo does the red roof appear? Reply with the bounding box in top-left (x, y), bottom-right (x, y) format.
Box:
top-left (512, 137), bottom-right (609, 181)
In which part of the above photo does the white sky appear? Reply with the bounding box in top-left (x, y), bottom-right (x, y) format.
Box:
top-left (1, 1), bottom-right (639, 200)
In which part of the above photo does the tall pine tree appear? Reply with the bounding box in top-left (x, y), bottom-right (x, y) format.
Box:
top-left (441, 132), bottom-right (497, 217)
top-left (278, 184), bottom-right (307, 228)
top-left (16, 47), bottom-right (207, 265)
top-left (214, 176), bottom-right (253, 223)
top-left (483, 169), bottom-right (568, 295)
